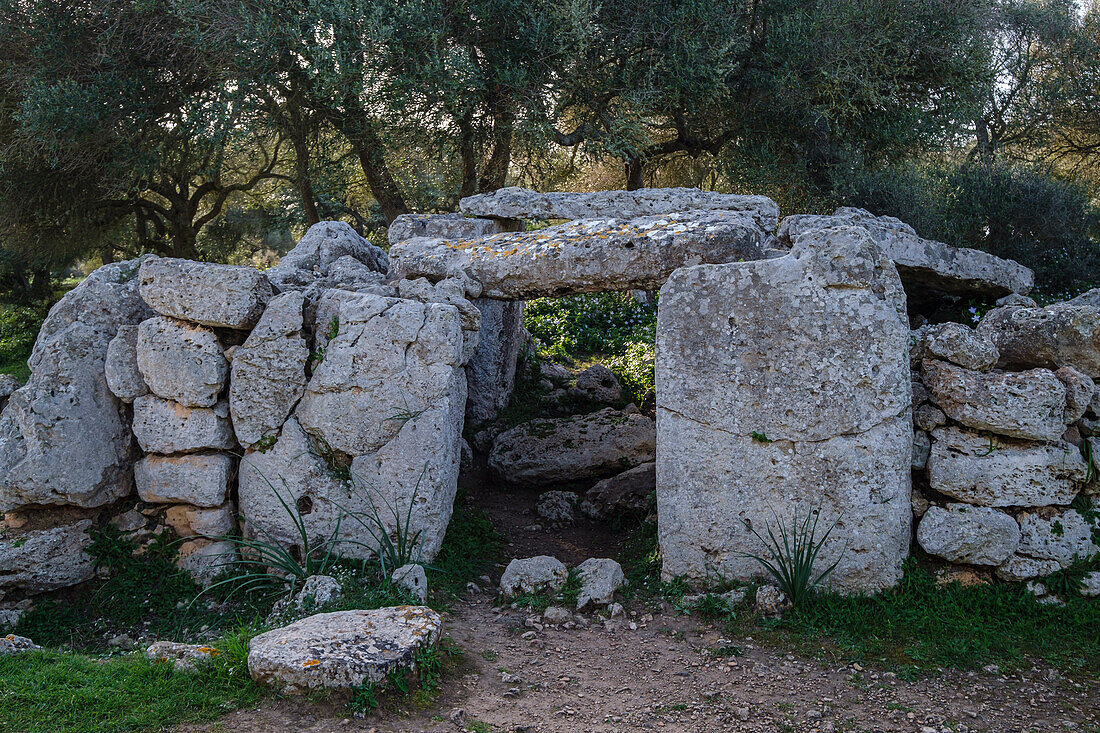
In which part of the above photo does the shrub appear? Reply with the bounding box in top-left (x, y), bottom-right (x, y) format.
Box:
top-left (524, 292), bottom-right (656, 361)
top-left (0, 301), bottom-right (47, 374)
top-left (605, 341), bottom-right (655, 407)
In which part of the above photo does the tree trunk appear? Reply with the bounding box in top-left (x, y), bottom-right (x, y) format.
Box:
top-left (625, 156), bottom-right (643, 190)
top-left (291, 133), bottom-right (321, 226)
top-left (170, 216), bottom-right (201, 260)
top-left (458, 114), bottom-right (478, 198)
top-left (478, 108), bottom-right (514, 192)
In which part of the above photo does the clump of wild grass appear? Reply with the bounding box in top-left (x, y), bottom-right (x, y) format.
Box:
top-left (739, 506), bottom-right (843, 608)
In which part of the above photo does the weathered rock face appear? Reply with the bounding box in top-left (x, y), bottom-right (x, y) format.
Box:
top-left (1017, 509), bottom-right (1099, 566)
top-left (911, 323), bottom-right (999, 371)
top-left (139, 258), bottom-right (272, 329)
top-left (459, 186), bottom-right (781, 232)
top-left (580, 462), bottom-right (656, 520)
top-left (266, 221), bottom-right (388, 294)
top-left (927, 427), bottom-right (1087, 507)
top-left (247, 607), bottom-right (442, 693)
top-left (535, 490), bottom-right (579, 526)
top-left (916, 504), bottom-right (1020, 565)
top-left (392, 564), bottom-right (428, 603)
top-left (389, 210), bottom-right (770, 299)
top-left (778, 208), bottom-right (1034, 297)
top-left (0, 520), bottom-right (95, 594)
top-left (978, 302), bottom-right (1100, 379)
top-left (163, 502), bottom-right (235, 538)
top-left (499, 556), bottom-right (568, 597)
top-left (1056, 366), bottom-right (1096, 423)
top-left (464, 299), bottom-right (525, 426)
top-left (0, 259), bottom-right (150, 511)
top-left (574, 558), bottom-right (625, 610)
top-left (996, 554), bottom-right (1062, 582)
top-left (134, 453), bottom-right (235, 506)
top-left (656, 226), bottom-right (913, 594)
top-left (136, 316), bottom-right (228, 408)
top-left (488, 408), bottom-right (656, 488)
top-left (921, 360), bottom-right (1068, 442)
top-left (176, 539), bottom-right (236, 585)
top-left (572, 364), bottom-right (623, 404)
top-left (229, 292), bottom-right (308, 447)
top-left (387, 212), bottom-right (519, 246)
top-left (104, 325), bottom-right (148, 403)
top-left (131, 396), bottom-right (237, 454)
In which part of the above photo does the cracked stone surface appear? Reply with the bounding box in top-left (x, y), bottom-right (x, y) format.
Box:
top-left (916, 504), bottom-right (1020, 566)
top-left (387, 212), bottom-right (520, 246)
top-left (978, 301), bottom-right (1100, 379)
top-left (389, 210), bottom-right (770, 299)
top-left (136, 316), bottom-right (228, 408)
top-left (0, 520), bottom-right (95, 594)
top-left (139, 257), bottom-right (272, 329)
top-left (656, 225), bottom-right (913, 594)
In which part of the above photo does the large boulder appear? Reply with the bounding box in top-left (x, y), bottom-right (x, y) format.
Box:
top-left (247, 607), bottom-right (442, 693)
top-left (778, 207), bottom-right (1034, 297)
top-left (910, 322), bottom-right (999, 371)
top-left (0, 520), bottom-right (95, 595)
top-left (266, 221), bottom-right (388, 294)
top-left (656, 226), bottom-right (913, 594)
top-left (488, 408), bottom-right (656, 487)
top-left (1017, 509), bottom-right (1099, 566)
top-left (229, 292), bottom-right (308, 447)
top-left (574, 558), bottom-right (625, 610)
top-left (978, 302), bottom-right (1100, 379)
top-left (921, 360), bottom-right (1068, 442)
top-left (459, 186), bottom-right (780, 232)
top-left (0, 259), bottom-right (150, 511)
top-left (136, 316), bottom-right (228, 408)
top-left (927, 427), bottom-right (1087, 507)
top-left (499, 556), bottom-right (568, 597)
top-left (915, 504), bottom-right (1020, 565)
top-left (104, 324), bottom-right (148, 403)
top-left (388, 210), bottom-right (770, 299)
top-left (580, 462), bottom-right (656, 520)
top-left (134, 452), bottom-right (234, 507)
top-left (131, 396), bottom-right (237, 454)
top-left (464, 299), bottom-right (525, 426)
top-left (139, 258), bottom-right (272, 329)
top-left (387, 212), bottom-right (520, 246)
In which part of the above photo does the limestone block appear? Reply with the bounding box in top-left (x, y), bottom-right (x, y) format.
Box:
top-left (1017, 509), bottom-right (1099, 566)
top-left (139, 257), bottom-right (272, 329)
top-left (911, 322), bottom-right (999, 371)
top-left (131, 396), bottom-right (237, 454)
top-left (978, 302), bottom-right (1100, 379)
top-left (387, 212), bottom-right (519, 246)
top-left (136, 316), bottom-right (228, 407)
top-left (464, 299), bottom-right (525, 426)
top-left (0, 520), bottom-right (95, 594)
top-left (134, 452), bottom-right (234, 506)
top-left (915, 504), bottom-right (1020, 565)
top-left (266, 221), bottom-right (388, 294)
top-left (499, 556), bottom-right (568, 597)
top-left (104, 324), bottom-right (148, 403)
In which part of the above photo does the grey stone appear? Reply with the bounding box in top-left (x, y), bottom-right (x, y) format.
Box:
top-left (1055, 366), bottom-right (1096, 423)
top-left (465, 299), bottom-right (525, 426)
top-left (995, 554), bottom-right (1062, 582)
top-left (922, 360), bottom-right (1068, 442)
top-left (135, 452), bottom-right (234, 506)
top-left (996, 293), bottom-right (1039, 308)
top-left (913, 429), bottom-right (932, 471)
top-left (389, 210), bottom-right (770, 299)
top-left (1066, 287), bottom-right (1100, 308)
top-left (489, 408), bottom-right (655, 488)
top-left (0, 375), bottom-right (19, 401)
top-left (388, 212), bottom-right (519, 246)
top-left (916, 504), bottom-right (1020, 565)
top-left (978, 302), bottom-right (1100, 379)
top-left (754, 585), bottom-right (791, 618)
top-left (0, 634), bottom-right (40, 655)
top-left (0, 259), bottom-right (150, 511)
top-left (580, 461), bottom-right (656, 520)
top-left (136, 316), bottom-right (228, 407)
top-left (575, 558), bottom-right (625, 610)
top-left (572, 364), bottom-right (623, 403)
top-left (247, 607), bottom-right (442, 693)
top-left (542, 606), bottom-right (572, 625)
top-left (0, 520), bottom-right (95, 594)
top-left (104, 325), bottom-right (148, 403)
top-left (293, 575), bottom-right (344, 610)
top-left (229, 291), bottom-right (308, 447)
top-left (1017, 509), bottom-right (1099, 566)
top-left (1081, 571), bottom-right (1100, 597)
top-left (778, 208), bottom-right (1034, 297)
top-left (536, 491), bottom-right (579, 526)
top-left (176, 539), bottom-right (236, 585)
top-left (499, 556), bottom-right (568, 597)
top-left (911, 486), bottom-right (931, 517)
top-left (459, 186), bottom-right (780, 232)
top-left (163, 502), bottom-right (235, 538)
top-left (914, 404), bottom-right (946, 431)
top-left (392, 564), bottom-right (428, 603)
top-left (266, 221), bottom-right (388, 294)
top-left (656, 226), bottom-right (912, 594)
top-left (927, 426), bottom-right (1087, 507)
top-left (131, 396), bottom-right (237, 454)
top-left (911, 322), bottom-right (999, 371)
top-left (146, 641), bottom-right (219, 671)
top-left (139, 257), bottom-right (272, 329)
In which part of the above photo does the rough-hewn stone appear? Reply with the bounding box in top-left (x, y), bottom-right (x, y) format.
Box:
top-left (572, 364), bottom-right (623, 403)
top-left (136, 316), bottom-right (228, 407)
top-left (135, 452), bottom-right (234, 507)
top-left (1056, 366), bottom-right (1096, 423)
top-left (131, 396), bottom-right (237, 454)
top-left (1017, 509), bottom-right (1099, 566)
top-left (104, 324), bottom-right (148, 403)
top-left (387, 212), bottom-right (520, 246)
top-left (0, 635), bottom-right (40, 655)
top-left (488, 408), bottom-right (655, 488)
top-left (229, 291), bottom-right (308, 447)
top-left (922, 360), bottom-right (1068, 441)
top-left (392, 564), bottom-right (428, 603)
top-left (911, 323), bottom-right (999, 371)
top-left (163, 502), bottom-right (235, 538)
top-left (995, 554), bottom-right (1062, 582)
top-left (978, 302), bottom-right (1100, 379)
top-left (499, 556), bottom-right (568, 597)
top-left (0, 259), bottom-right (150, 511)
top-left (575, 558), bottom-right (625, 610)
top-left (459, 186), bottom-right (780, 232)
top-left (580, 462), bottom-right (656, 520)
top-left (656, 226), bottom-right (912, 594)
top-left (927, 426), bottom-right (1087, 507)
top-left (464, 299), bottom-right (525, 426)
top-left (0, 520), bottom-right (95, 594)
top-left (778, 208), bottom-right (1034, 296)
top-left (266, 221), bottom-right (388, 294)
top-left (916, 504), bottom-right (1020, 565)
top-left (535, 490), bottom-right (579, 526)
top-left (247, 607), bottom-right (442, 693)
top-left (139, 257), bottom-right (272, 329)
top-left (146, 641), bottom-right (219, 671)
top-left (389, 210), bottom-right (770, 299)
top-left (176, 539), bottom-right (236, 585)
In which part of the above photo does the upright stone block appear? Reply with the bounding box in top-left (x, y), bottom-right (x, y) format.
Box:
top-left (464, 298), bottom-right (525, 426)
top-left (656, 226), bottom-right (913, 594)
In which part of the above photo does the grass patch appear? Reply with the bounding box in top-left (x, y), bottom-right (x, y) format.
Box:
top-left (427, 491), bottom-right (506, 598)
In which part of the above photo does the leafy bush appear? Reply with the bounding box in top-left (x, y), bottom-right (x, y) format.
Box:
top-left (524, 292), bottom-right (656, 361)
top-left (0, 301), bottom-right (47, 375)
top-left (605, 341), bottom-right (655, 407)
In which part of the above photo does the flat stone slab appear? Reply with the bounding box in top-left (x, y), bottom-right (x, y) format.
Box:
top-left (139, 258), bottom-right (272, 329)
top-left (388, 210), bottom-right (769, 299)
top-left (779, 207), bottom-right (1034, 297)
top-left (459, 186), bottom-right (780, 231)
top-left (247, 607), bottom-right (442, 693)
top-left (388, 213), bottom-right (519, 246)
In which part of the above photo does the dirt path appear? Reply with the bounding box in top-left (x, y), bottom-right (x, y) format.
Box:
top-left (182, 596), bottom-right (1099, 733)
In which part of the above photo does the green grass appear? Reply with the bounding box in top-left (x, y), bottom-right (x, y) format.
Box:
top-left (0, 630), bottom-right (263, 733)
top-left (427, 491), bottom-right (506, 598)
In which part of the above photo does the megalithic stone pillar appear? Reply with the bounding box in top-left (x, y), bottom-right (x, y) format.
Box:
top-left (655, 225), bottom-right (913, 594)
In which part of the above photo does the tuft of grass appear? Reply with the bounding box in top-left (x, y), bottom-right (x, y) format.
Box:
top-left (738, 507), bottom-right (842, 608)
top-left (428, 491), bottom-right (506, 598)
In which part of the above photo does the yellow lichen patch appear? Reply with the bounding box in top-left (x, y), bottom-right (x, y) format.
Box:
top-left (197, 646), bottom-right (220, 656)
top-left (302, 659), bottom-right (321, 667)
